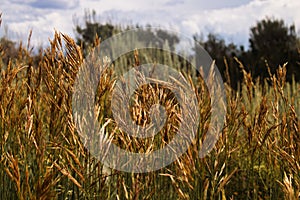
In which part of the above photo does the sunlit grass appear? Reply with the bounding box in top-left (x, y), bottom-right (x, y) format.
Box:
top-left (0, 30), bottom-right (299, 200)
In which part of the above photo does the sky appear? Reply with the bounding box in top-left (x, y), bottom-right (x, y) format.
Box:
top-left (0, 0), bottom-right (300, 49)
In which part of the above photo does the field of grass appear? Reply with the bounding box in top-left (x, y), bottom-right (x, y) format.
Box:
top-left (0, 31), bottom-right (299, 200)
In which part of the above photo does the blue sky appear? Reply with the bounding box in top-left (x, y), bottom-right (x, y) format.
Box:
top-left (0, 0), bottom-right (299, 49)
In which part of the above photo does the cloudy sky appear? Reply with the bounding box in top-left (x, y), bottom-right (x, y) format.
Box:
top-left (0, 0), bottom-right (299, 49)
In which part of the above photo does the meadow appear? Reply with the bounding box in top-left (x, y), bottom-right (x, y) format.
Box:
top-left (0, 29), bottom-right (299, 200)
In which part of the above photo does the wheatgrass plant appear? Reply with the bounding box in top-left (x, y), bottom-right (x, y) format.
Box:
top-left (0, 22), bottom-right (299, 199)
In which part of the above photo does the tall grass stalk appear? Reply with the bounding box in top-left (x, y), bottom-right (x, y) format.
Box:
top-left (0, 29), bottom-right (299, 199)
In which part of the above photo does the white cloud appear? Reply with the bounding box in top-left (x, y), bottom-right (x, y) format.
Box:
top-left (29, 0), bottom-right (80, 9)
top-left (203, 0), bottom-right (300, 45)
top-left (0, 0), bottom-right (299, 49)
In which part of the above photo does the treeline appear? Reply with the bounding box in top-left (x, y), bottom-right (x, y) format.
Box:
top-left (1, 11), bottom-right (300, 90)
top-left (74, 12), bottom-right (300, 90)
top-left (195, 18), bottom-right (300, 90)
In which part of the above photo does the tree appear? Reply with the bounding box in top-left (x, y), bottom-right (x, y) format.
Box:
top-left (0, 37), bottom-right (18, 64)
top-left (74, 11), bottom-right (180, 56)
top-left (194, 33), bottom-right (243, 90)
top-left (75, 10), bottom-right (117, 50)
top-left (156, 29), bottom-right (180, 51)
top-left (132, 25), bottom-right (180, 51)
top-left (248, 17), bottom-right (299, 81)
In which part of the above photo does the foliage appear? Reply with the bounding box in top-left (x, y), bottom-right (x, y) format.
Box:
top-left (194, 33), bottom-right (243, 90)
top-left (75, 10), bottom-right (117, 51)
top-left (74, 11), bottom-right (180, 53)
top-left (0, 37), bottom-right (19, 64)
top-left (193, 17), bottom-right (300, 89)
top-left (248, 17), bottom-right (299, 81)
top-left (75, 13), bottom-right (300, 88)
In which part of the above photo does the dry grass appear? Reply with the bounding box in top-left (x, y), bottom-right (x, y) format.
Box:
top-left (0, 27), bottom-right (299, 199)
